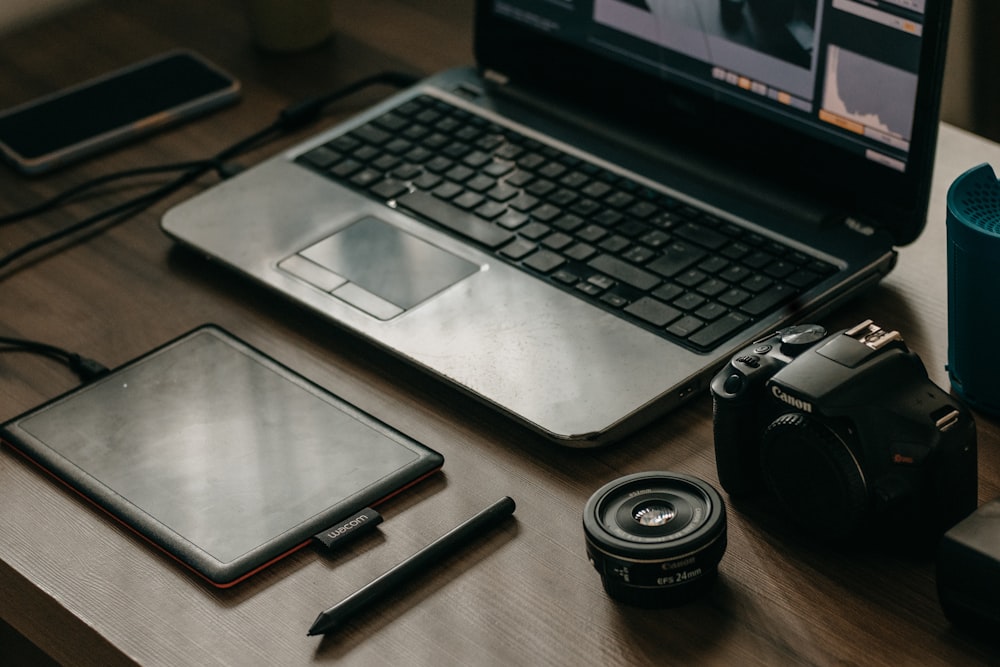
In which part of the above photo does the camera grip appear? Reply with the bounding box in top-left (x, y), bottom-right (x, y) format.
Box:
top-left (712, 395), bottom-right (762, 496)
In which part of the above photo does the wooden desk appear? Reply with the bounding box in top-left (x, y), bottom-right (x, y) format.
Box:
top-left (1, 1), bottom-right (998, 664)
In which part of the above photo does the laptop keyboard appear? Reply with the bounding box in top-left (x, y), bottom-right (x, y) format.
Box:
top-left (294, 94), bottom-right (836, 351)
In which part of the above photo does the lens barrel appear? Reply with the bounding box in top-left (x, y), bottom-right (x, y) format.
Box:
top-left (583, 472), bottom-right (727, 607)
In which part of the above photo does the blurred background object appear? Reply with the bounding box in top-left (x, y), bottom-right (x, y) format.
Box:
top-left (940, 0), bottom-right (1000, 142)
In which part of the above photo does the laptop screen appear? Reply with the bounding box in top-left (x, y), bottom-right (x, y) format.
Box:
top-left (490, 0), bottom-right (929, 174)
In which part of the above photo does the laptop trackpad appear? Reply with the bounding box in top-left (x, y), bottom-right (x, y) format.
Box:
top-left (289, 216), bottom-right (479, 320)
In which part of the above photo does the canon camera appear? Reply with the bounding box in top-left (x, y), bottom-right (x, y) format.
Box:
top-left (710, 320), bottom-right (977, 542)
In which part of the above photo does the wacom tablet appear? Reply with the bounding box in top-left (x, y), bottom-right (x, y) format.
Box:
top-left (0, 325), bottom-right (443, 587)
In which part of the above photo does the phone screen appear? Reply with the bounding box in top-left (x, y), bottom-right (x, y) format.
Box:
top-left (0, 50), bottom-right (239, 173)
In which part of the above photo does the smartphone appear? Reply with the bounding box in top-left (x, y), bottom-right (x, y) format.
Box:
top-left (0, 50), bottom-right (240, 175)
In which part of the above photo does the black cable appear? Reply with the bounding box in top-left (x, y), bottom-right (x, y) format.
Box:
top-left (0, 70), bottom-right (420, 273)
top-left (0, 162), bottom-right (217, 271)
top-left (0, 336), bottom-right (109, 382)
top-left (0, 159), bottom-right (221, 226)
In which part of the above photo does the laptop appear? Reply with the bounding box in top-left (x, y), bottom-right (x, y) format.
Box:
top-left (162, 0), bottom-right (952, 446)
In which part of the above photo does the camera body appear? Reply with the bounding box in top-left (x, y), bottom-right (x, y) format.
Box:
top-left (711, 320), bottom-right (977, 542)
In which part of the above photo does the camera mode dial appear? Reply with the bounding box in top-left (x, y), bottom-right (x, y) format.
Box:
top-left (777, 324), bottom-right (827, 355)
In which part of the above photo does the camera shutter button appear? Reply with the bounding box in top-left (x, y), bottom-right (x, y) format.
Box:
top-left (723, 373), bottom-right (744, 394)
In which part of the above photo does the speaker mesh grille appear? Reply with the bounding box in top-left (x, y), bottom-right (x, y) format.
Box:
top-left (958, 181), bottom-right (1000, 233)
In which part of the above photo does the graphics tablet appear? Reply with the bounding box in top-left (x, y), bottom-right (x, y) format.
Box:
top-left (0, 325), bottom-right (444, 587)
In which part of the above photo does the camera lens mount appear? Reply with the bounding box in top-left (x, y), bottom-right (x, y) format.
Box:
top-left (583, 472), bottom-right (727, 607)
top-left (761, 412), bottom-right (868, 540)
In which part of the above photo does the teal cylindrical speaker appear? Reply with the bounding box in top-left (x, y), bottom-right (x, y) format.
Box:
top-left (947, 163), bottom-right (1000, 416)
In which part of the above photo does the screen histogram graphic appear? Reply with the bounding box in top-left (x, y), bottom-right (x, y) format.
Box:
top-left (821, 45), bottom-right (917, 142)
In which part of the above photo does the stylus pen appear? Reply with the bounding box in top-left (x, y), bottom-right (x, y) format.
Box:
top-left (307, 496), bottom-right (516, 636)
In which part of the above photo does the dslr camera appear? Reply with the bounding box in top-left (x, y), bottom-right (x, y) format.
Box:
top-left (711, 320), bottom-right (977, 542)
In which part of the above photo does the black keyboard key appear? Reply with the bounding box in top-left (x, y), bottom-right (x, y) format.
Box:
top-left (721, 242), bottom-right (751, 260)
top-left (577, 224), bottom-right (607, 243)
top-left (627, 201), bottom-right (658, 219)
top-left (500, 238), bottom-right (536, 260)
top-left (601, 292), bottom-right (629, 308)
top-left (370, 179), bottom-right (409, 200)
top-left (483, 160), bottom-right (514, 177)
top-left (524, 249), bottom-right (566, 273)
top-left (570, 198), bottom-right (601, 217)
top-left (520, 222), bottom-right (552, 240)
top-left (299, 145), bottom-right (341, 169)
top-left (719, 287), bottom-right (751, 307)
top-left (532, 204), bottom-right (562, 222)
top-left (605, 191), bottom-right (635, 209)
top-left (330, 158), bottom-right (363, 178)
top-left (496, 210), bottom-right (529, 229)
top-left (588, 254), bottom-right (660, 291)
top-left (621, 246), bottom-right (655, 264)
top-left (676, 269), bottom-right (707, 288)
top-left (396, 190), bottom-right (514, 249)
top-left (593, 210), bottom-right (624, 229)
top-left (647, 242), bottom-right (706, 278)
top-left (742, 274), bottom-right (773, 293)
top-left (674, 223), bottom-right (727, 250)
top-left (445, 165), bottom-right (475, 182)
top-left (673, 293), bottom-right (706, 311)
top-left (598, 235), bottom-right (629, 254)
top-left (741, 284), bottom-right (795, 316)
top-left (487, 182), bottom-right (519, 202)
top-left (564, 242), bottom-right (596, 261)
top-left (694, 302), bottom-right (727, 321)
top-left (432, 182), bottom-right (463, 199)
top-left (475, 201), bottom-right (507, 220)
top-left (697, 256), bottom-right (729, 274)
top-left (466, 174), bottom-right (497, 192)
top-left (350, 168), bottom-right (382, 188)
top-left (720, 264), bottom-right (751, 283)
top-left (744, 250), bottom-right (774, 269)
top-left (639, 230), bottom-right (671, 248)
top-left (552, 269), bottom-right (579, 285)
top-left (553, 213), bottom-right (585, 233)
top-left (426, 156), bottom-right (455, 173)
top-left (373, 112), bottom-right (409, 131)
top-left (587, 274), bottom-right (616, 291)
top-left (453, 192), bottom-right (485, 210)
top-left (696, 278), bottom-right (728, 297)
top-left (626, 297), bottom-right (681, 327)
top-left (509, 193), bottom-right (540, 212)
top-left (582, 181), bottom-right (612, 199)
top-left (526, 179), bottom-right (556, 197)
top-left (689, 312), bottom-right (751, 348)
top-left (667, 315), bottom-right (705, 338)
top-left (764, 260), bottom-right (796, 279)
top-left (652, 283), bottom-right (684, 302)
top-left (505, 169), bottom-right (534, 187)
top-left (542, 232), bottom-right (573, 251)
top-left (352, 124), bottom-right (392, 146)
top-left (411, 172), bottom-right (442, 190)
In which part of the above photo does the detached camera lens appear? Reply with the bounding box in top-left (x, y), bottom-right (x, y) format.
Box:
top-left (583, 472), bottom-right (727, 607)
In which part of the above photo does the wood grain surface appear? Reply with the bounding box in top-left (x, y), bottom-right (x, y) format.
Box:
top-left (1, 1), bottom-right (999, 665)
